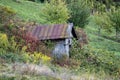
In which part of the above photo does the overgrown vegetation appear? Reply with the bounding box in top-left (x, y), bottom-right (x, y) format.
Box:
top-left (0, 0), bottom-right (120, 80)
top-left (70, 42), bottom-right (120, 77)
top-left (109, 7), bottom-right (120, 39)
top-left (93, 12), bottom-right (113, 36)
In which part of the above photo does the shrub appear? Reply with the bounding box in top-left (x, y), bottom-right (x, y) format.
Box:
top-left (11, 24), bottom-right (51, 54)
top-left (68, 0), bottom-right (90, 28)
top-left (23, 52), bottom-right (51, 64)
top-left (0, 33), bottom-right (22, 54)
top-left (41, 0), bottom-right (70, 24)
top-left (0, 33), bottom-right (9, 50)
top-left (0, 41), bottom-right (29, 63)
top-left (65, 0), bottom-right (71, 3)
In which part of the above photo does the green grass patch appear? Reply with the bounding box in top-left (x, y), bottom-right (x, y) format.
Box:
top-left (0, 0), bottom-right (45, 23)
top-left (85, 16), bottom-right (120, 54)
top-left (87, 33), bottom-right (120, 52)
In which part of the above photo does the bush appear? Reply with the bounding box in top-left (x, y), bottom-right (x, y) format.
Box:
top-left (0, 33), bottom-right (22, 54)
top-left (0, 31), bottom-right (51, 63)
top-left (0, 33), bottom-right (9, 51)
top-left (68, 0), bottom-right (90, 28)
top-left (41, 0), bottom-right (70, 24)
top-left (23, 52), bottom-right (51, 64)
top-left (12, 28), bottom-right (49, 54)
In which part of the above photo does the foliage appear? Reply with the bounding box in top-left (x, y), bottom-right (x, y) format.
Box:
top-left (82, 46), bottom-right (120, 77)
top-left (0, 32), bottom-right (45, 63)
top-left (0, 33), bottom-right (9, 50)
top-left (0, 35), bottom-right (28, 63)
top-left (70, 39), bottom-right (81, 59)
top-left (41, 0), bottom-right (70, 24)
top-left (12, 28), bottom-right (50, 54)
top-left (34, 0), bottom-right (44, 3)
top-left (70, 42), bottom-right (120, 77)
top-left (75, 28), bottom-right (88, 48)
top-left (0, 33), bottom-right (24, 54)
top-left (25, 0), bottom-right (44, 3)
top-left (23, 52), bottom-right (51, 64)
top-left (95, 0), bottom-right (114, 9)
top-left (22, 32), bottom-right (39, 52)
top-left (83, 0), bottom-right (114, 14)
top-left (109, 8), bottom-right (120, 39)
top-left (0, 0), bottom-right (120, 79)
top-left (12, 28), bottom-right (36, 53)
top-left (95, 2), bottom-right (106, 13)
top-left (93, 12), bottom-right (113, 36)
top-left (67, 0), bottom-right (90, 28)
top-left (0, 37), bottom-right (51, 63)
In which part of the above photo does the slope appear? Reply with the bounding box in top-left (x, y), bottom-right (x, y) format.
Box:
top-left (0, 0), bottom-right (44, 23)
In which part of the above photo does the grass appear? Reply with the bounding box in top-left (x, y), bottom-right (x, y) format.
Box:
top-left (0, 75), bottom-right (59, 80)
top-left (0, 62), bottom-right (60, 80)
top-left (0, 74), bottom-right (59, 80)
top-left (0, 0), bottom-right (119, 53)
top-left (85, 16), bottom-right (120, 55)
top-left (87, 33), bottom-right (120, 52)
top-left (0, 0), bottom-right (45, 23)
top-left (0, 0), bottom-right (120, 79)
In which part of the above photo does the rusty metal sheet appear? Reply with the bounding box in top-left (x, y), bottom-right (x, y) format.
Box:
top-left (25, 24), bottom-right (71, 40)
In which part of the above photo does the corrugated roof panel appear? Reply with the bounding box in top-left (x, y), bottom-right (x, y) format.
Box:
top-left (25, 24), bottom-right (72, 40)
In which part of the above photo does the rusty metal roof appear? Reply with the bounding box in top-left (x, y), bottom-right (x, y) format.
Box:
top-left (25, 24), bottom-right (72, 40)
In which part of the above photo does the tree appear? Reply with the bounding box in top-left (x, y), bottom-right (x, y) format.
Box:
top-left (109, 8), bottom-right (120, 39)
top-left (67, 0), bottom-right (90, 28)
top-left (96, 0), bottom-right (114, 9)
top-left (41, 0), bottom-right (70, 24)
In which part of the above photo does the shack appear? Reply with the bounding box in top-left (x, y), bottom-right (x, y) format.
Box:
top-left (25, 23), bottom-right (77, 59)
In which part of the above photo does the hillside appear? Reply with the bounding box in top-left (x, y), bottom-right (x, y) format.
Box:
top-left (85, 16), bottom-right (120, 55)
top-left (0, 0), bottom-right (120, 80)
top-left (0, 0), bottom-right (119, 54)
top-left (0, 0), bottom-right (44, 23)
